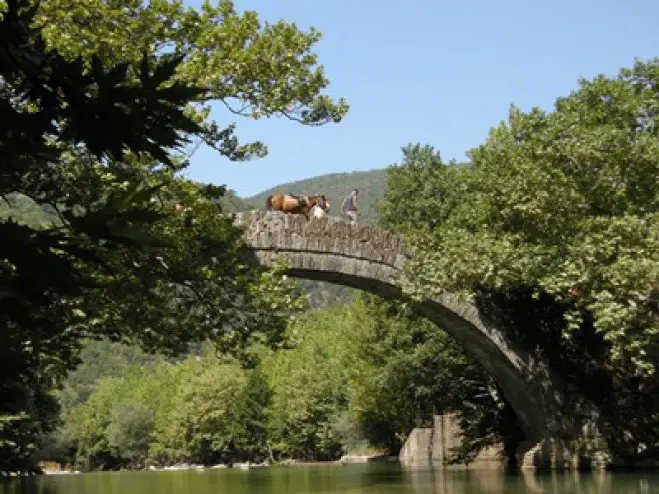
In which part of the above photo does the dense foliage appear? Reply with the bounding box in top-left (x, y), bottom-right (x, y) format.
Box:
top-left (0, 0), bottom-right (346, 473)
top-left (381, 60), bottom-right (659, 463)
top-left (49, 296), bottom-right (518, 469)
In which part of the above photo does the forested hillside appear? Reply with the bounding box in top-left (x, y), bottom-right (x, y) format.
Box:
top-left (244, 169), bottom-right (389, 224)
top-left (216, 189), bottom-right (253, 213)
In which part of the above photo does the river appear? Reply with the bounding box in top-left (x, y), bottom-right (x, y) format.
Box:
top-left (2, 463), bottom-right (658, 494)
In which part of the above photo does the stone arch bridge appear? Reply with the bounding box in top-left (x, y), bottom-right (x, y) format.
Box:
top-left (235, 211), bottom-right (561, 454)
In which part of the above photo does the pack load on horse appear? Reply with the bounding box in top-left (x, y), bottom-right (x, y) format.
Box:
top-left (265, 193), bottom-right (330, 220)
top-left (310, 203), bottom-right (328, 219)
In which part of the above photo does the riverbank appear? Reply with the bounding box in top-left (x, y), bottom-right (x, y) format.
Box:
top-left (36, 453), bottom-right (394, 476)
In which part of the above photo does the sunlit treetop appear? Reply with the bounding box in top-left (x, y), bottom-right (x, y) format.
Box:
top-left (382, 60), bottom-right (658, 376)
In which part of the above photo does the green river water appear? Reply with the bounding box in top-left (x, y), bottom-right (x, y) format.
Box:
top-left (2, 464), bottom-right (658, 494)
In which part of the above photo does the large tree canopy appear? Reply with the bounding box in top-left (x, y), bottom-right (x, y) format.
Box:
top-left (0, 0), bottom-right (345, 472)
top-left (380, 60), bottom-right (658, 462)
top-left (387, 60), bottom-right (658, 375)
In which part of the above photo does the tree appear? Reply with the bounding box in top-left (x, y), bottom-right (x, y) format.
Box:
top-left (0, 380), bottom-right (59, 474)
top-left (377, 144), bottom-right (469, 235)
top-left (345, 295), bottom-right (524, 465)
top-left (0, 0), bottom-right (346, 471)
top-left (264, 306), bottom-right (362, 460)
top-left (166, 360), bottom-right (246, 465)
top-left (385, 60), bottom-right (659, 463)
top-left (107, 400), bottom-right (154, 466)
top-left (231, 368), bottom-right (273, 462)
top-left (67, 378), bottom-right (122, 470)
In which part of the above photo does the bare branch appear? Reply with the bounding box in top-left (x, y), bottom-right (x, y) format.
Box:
top-left (221, 99), bottom-right (251, 117)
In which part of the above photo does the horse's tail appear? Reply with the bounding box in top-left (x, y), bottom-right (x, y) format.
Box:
top-left (265, 195), bottom-right (273, 211)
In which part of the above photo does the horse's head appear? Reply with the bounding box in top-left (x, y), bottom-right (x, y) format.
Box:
top-left (310, 195), bottom-right (330, 212)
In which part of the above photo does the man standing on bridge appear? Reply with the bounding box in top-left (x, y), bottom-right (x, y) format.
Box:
top-left (342, 188), bottom-right (360, 224)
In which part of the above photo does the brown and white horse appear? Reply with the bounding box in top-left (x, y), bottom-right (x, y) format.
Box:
top-left (265, 193), bottom-right (330, 220)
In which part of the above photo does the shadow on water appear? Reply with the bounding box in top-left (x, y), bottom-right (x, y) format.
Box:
top-left (2, 464), bottom-right (659, 494)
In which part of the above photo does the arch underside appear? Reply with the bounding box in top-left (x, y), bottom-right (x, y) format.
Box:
top-left (252, 249), bottom-right (551, 450)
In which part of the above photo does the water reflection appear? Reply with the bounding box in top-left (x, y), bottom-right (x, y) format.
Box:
top-left (1, 477), bottom-right (57, 494)
top-left (400, 464), bottom-right (658, 494)
top-left (2, 464), bottom-right (658, 494)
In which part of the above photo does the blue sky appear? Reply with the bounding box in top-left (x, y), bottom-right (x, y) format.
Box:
top-left (182, 0), bottom-right (658, 197)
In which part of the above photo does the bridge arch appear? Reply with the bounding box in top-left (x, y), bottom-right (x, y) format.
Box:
top-left (235, 211), bottom-right (558, 453)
